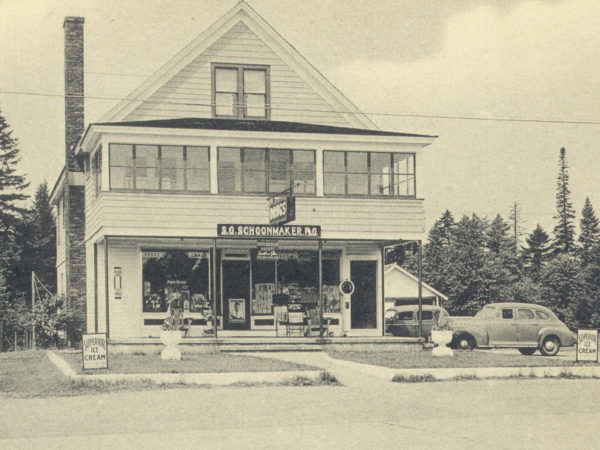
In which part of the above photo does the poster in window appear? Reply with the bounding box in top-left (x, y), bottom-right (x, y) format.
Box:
top-left (253, 283), bottom-right (274, 314)
top-left (229, 298), bottom-right (246, 323)
top-left (165, 280), bottom-right (189, 311)
top-left (323, 285), bottom-right (340, 313)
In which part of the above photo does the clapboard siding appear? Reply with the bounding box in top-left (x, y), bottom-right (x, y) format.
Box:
top-left (125, 21), bottom-right (350, 126)
top-left (86, 192), bottom-right (424, 241)
top-left (107, 241), bottom-right (140, 338)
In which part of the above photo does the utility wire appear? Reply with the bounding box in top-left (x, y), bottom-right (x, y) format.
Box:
top-left (1, 87), bottom-right (600, 125)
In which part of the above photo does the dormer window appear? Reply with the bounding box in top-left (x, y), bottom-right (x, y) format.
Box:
top-left (213, 64), bottom-right (270, 119)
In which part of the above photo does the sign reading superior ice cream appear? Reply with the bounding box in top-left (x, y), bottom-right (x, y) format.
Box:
top-left (576, 329), bottom-right (598, 362)
top-left (82, 333), bottom-right (108, 370)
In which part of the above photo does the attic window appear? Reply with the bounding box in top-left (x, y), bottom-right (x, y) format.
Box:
top-left (213, 64), bottom-right (270, 119)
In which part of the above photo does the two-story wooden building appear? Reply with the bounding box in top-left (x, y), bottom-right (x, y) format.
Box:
top-left (52, 2), bottom-right (436, 346)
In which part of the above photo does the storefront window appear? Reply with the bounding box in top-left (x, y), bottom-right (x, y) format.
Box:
top-left (142, 250), bottom-right (211, 317)
top-left (250, 250), bottom-right (340, 315)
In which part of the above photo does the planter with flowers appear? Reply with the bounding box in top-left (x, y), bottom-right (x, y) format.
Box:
top-left (430, 314), bottom-right (454, 357)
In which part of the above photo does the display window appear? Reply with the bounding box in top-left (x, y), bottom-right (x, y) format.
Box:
top-left (142, 250), bottom-right (211, 317)
top-left (250, 250), bottom-right (340, 315)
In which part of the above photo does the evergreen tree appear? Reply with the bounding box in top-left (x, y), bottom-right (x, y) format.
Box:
top-left (552, 147), bottom-right (576, 255)
top-left (0, 111), bottom-right (29, 231)
top-left (487, 214), bottom-right (512, 254)
top-left (522, 225), bottom-right (552, 281)
top-left (578, 197), bottom-right (600, 266)
top-left (540, 255), bottom-right (588, 328)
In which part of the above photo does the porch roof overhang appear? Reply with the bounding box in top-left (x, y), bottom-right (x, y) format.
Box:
top-left (76, 118), bottom-right (437, 155)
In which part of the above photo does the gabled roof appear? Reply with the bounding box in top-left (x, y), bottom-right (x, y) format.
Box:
top-left (99, 1), bottom-right (377, 129)
top-left (384, 264), bottom-right (449, 301)
top-left (95, 118), bottom-right (436, 138)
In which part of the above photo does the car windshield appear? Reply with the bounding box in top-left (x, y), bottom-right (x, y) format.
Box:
top-left (475, 305), bottom-right (497, 319)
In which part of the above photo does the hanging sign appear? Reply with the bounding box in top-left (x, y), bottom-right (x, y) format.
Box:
top-left (113, 266), bottom-right (122, 300)
top-left (576, 329), bottom-right (598, 362)
top-left (269, 196), bottom-right (295, 225)
top-left (339, 279), bottom-right (355, 296)
top-left (82, 333), bottom-right (108, 370)
top-left (218, 224), bottom-right (320, 238)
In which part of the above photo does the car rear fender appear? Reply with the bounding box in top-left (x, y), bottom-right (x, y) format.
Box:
top-left (451, 326), bottom-right (487, 346)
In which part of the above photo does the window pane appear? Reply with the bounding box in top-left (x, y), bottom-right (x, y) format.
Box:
top-left (392, 153), bottom-right (415, 196)
top-left (109, 144), bottom-right (133, 189)
top-left (218, 148), bottom-right (241, 193)
top-left (135, 146), bottom-right (158, 190)
top-left (517, 309), bottom-right (534, 319)
top-left (244, 70), bottom-right (266, 93)
top-left (110, 144), bottom-right (133, 167)
top-left (161, 169), bottom-right (184, 190)
top-left (347, 173), bottom-right (368, 194)
top-left (347, 152), bottom-right (367, 173)
top-left (370, 153), bottom-right (391, 195)
top-left (292, 150), bottom-right (315, 194)
top-left (187, 169), bottom-right (210, 191)
top-left (186, 147), bottom-right (210, 192)
top-left (187, 147), bottom-right (209, 169)
top-left (324, 173), bottom-right (345, 194)
top-left (215, 93), bottom-right (236, 117)
top-left (215, 68), bottom-right (238, 92)
top-left (269, 149), bottom-right (291, 193)
top-left (110, 167), bottom-right (133, 189)
top-left (502, 309), bottom-right (513, 319)
top-left (323, 151), bottom-right (345, 172)
top-left (161, 146), bottom-right (184, 169)
top-left (241, 148), bottom-right (266, 193)
top-left (245, 94), bottom-right (266, 118)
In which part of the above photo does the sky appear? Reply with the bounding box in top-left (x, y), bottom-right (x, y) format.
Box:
top-left (1, 0), bottom-right (599, 238)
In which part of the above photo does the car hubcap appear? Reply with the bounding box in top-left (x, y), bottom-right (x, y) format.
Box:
top-left (545, 341), bottom-right (556, 352)
top-left (460, 340), bottom-right (469, 349)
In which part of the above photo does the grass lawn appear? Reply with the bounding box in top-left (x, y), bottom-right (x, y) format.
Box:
top-left (328, 349), bottom-right (600, 369)
top-left (0, 351), bottom-right (330, 399)
top-left (60, 351), bottom-right (316, 375)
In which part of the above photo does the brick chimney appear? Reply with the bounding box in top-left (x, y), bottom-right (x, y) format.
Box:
top-left (64, 16), bottom-right (84, 171)
top-left (62, 16), bottom-right (87, 343)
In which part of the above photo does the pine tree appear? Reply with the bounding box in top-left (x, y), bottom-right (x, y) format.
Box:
top-left (0, 111), bottom-right (29, 231)
top-left (579, 197), bottom-right (600, 266)
top-left (522, 224), bottom-right (552, 281)
top-left (552, 147), bottom-right (576, 255)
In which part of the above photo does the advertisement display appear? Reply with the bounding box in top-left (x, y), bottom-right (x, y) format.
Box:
top-left (82, 333), bottom-right (108, 370)
top-left (576, 329), bottom-right (598, 362)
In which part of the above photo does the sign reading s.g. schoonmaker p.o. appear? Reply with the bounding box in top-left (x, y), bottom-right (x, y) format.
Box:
top-left (218, 224), bottom-right (320, 238)
top-left (82, 333), bottom-right (108, 370)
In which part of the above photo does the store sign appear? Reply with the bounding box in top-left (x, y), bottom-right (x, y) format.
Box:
top-left (269, 196), bottom-right (295, 225)
top-left (339, 279), bottom-right (355, 296)
top-left (82, 333), bottom-right (108, 370)
top-left (576, 329), bottom-right (598, 362)
top-left (218, 224), bottom-right (320, 238)
top-left (257, 240), bottom-right (279, 260)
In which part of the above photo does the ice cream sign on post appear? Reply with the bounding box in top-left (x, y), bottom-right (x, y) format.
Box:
top-left (82, 333), bottom-right (108, 370)
top-left (576, 329), bottom-right (598, 362)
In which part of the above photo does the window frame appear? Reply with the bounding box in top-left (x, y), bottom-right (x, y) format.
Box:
top-left (323, 150), bottom-right (416, 198)
top-left (108, 143), bottom-right (210, 193)
top-left (212, 63), bottom-right (271, 120)
top-left (217, 147), bottom-right (316, 196)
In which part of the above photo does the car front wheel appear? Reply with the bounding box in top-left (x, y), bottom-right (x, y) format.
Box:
top-left (540, 337), bottom-right (560, 356)
top-left (518, 348), bottom-right (536, 356)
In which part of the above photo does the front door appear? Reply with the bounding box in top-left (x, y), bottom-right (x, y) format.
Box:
top-left (222, 260), bottom-right (250, 330)
top-left (350, 261), bottom-right (377, 329)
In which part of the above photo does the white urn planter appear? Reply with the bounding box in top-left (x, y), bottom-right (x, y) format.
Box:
top-left (160, 330), bottom-right (183, 361)
top-left (431, 330), bottom-right (454, 357)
